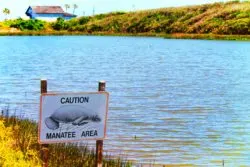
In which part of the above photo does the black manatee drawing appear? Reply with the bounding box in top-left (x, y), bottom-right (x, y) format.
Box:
top-left (45, 105), bottom-right (101, 130)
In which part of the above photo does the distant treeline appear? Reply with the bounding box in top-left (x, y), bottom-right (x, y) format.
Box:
top-left (2, 1), bottom-right (250, 35)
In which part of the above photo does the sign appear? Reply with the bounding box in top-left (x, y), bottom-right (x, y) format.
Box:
top-left (39, 92), bottom-right (109, 144)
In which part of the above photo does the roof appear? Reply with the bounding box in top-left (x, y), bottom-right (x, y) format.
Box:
top-left (31, 6), bottom-right (65, 14)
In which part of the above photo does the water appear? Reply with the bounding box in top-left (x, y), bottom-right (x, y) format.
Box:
top-left (0, 36), bottom-right (250, 166)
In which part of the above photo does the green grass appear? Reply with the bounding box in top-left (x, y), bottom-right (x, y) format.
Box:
top-left (0, 116), bottom-right (132, 167)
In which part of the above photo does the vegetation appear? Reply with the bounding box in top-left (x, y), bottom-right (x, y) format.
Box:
top-left (1, 1), bottom-right (250, 40)
top-left (51, 17), bottom-right (69, 31)
top-left (46, 1), bottom-right (250, 35)
top-left (0, 117), bottom-right (40, 166)
top-left (0, 115), bottom-right (132, 167)
top-left (5, 18), bottom-right (45, 31)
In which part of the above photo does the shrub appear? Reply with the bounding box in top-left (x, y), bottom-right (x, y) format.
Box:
top-left (170, 22), bottom-right (187, 33)
top-left (104, 20), bottom-right (122, 32)
top-left (94, 14), bottom-right (107, 20)
top-left (226, 18), bottom-right (250, 34)
top-left (88, 24), bottom-right (103, 32)
top-left (67, 18), bottom-right (79, 27)
top-left (9, 18), bottom-right (45, 31)
top-left (110, 11), bottom-right (126, 16)
top-left (78, 17), bottom-right (90, 25)
top-left (236, 12), bottom-right (250, 19)
top-left (68, 25), bottom-right (87, 32)
top-left (51, 17), bottom-right (69, 31)
top-left (126, 22), bottom-right (139, 33)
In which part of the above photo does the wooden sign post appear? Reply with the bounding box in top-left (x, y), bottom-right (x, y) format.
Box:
top-left (96, 81), bottom-right (106, 167)
top-left (40, 79), bottom-right (49, 167)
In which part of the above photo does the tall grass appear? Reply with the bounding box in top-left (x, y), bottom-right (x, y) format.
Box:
top-left (0, 115), bottom-right (132, 167)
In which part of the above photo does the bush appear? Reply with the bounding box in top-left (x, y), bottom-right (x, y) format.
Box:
top-left (9, 18), bottom-right (45, 31)
top-left (170, 22), bottom-right (187, 33)
top-left (224, 18), bottom-right (250, 34)
top-left (67, 18), bottom-right (79, 27)
top-left (94, 14), bottom-right (107, 20)
top-left (110, 11), bottom-right (126, 16)
top-left (68, 25), bottom-right (87, 32)
top-left (126, 22), bottom-right (140, 33)
top-left (78, 17), bottom-right (90, 25)
top-left (51, 17), bottom-right (69, 31)
top-left (104, 20), bottom-right (122, 32)
top-left (88, 24), bottom-right (103, 32)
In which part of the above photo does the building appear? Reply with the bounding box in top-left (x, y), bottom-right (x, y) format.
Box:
top-left (25, 6), bottom-right (77, 21)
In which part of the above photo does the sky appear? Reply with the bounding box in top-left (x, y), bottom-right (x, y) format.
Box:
top-left (0, 0), bottom-right (227, 20)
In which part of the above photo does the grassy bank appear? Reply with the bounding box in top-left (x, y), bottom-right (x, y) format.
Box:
top-left (1, 1), bottom-right (250, 40)
top-left (164, 33), bottom-right (250, 40)
top-left (1, 31), bottom-right (250, 41)
top-left (0, 116), bottom-right (132, 167)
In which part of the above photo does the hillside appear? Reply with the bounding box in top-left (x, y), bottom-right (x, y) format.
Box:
top-left (61, 1), bottom-right (250, 35)
top-left (1, 1), bottom-right (250, 39)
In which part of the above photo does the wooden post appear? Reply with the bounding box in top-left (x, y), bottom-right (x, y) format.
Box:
top-left (96, 81), bottom-right (106, 167)
top-left (40, 79), bottom-right (49, 167)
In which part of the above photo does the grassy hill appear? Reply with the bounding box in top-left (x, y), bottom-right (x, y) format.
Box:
top-left (1, 1), bottom-right (250, 39)
top-left (67, 1), bottom-right (250, 35)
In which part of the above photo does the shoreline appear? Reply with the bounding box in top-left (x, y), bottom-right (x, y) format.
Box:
top-left (0, 31), bottom-right (250, 41)
top-left (0, 115), bottom-right (192, 166)
top-left (0, 115), bottom-right (132, 166)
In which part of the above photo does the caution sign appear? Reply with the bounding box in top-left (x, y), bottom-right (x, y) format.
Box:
top-left (39, 92), bottom-right (109, 144)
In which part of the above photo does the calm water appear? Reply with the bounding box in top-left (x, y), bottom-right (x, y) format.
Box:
top-left (0, 36), bottom-right (250, 166)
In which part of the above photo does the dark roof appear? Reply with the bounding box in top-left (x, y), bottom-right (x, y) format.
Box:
top-left (31, 6), bottom-right (65, 14)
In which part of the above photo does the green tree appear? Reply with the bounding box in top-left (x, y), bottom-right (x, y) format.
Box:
top-left (73, 4), bottom-right (78, 14)
top-left (3, 8), bottom-right (10, 20)
top-left (65, 4), bottom-right (70, 12)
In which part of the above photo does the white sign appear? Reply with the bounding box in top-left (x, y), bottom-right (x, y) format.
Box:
top-left (39, 92), bottom-right (109, 144)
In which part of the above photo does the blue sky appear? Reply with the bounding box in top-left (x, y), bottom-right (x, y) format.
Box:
top-left (0, 0), bottom-right (226, 20)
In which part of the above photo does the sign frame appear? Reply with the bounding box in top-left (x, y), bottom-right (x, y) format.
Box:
top-left (38, 91), bottom-right (109, 144)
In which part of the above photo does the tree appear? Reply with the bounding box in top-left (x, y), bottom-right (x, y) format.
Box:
top-left (65, 4), bottom-right (70, 12)
top-left (3, 8), bottom-right (10, 20)
top-left (73, 4), bottom-right (78, 14)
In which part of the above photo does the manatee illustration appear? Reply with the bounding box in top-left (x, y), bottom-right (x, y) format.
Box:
top-left (45, 105), bottom-right (101, 130)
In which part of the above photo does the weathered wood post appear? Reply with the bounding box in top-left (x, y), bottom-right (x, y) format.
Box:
top-left (96, 81), bottom-right (106, 167)
top-left (40, 79), bottom-right (49, 167)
